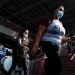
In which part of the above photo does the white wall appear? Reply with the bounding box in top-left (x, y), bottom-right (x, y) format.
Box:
top-left (0, 25), bottom-right (18, 38)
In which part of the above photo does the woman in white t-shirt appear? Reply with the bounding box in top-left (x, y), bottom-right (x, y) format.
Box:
top-left (32, 4), bottom-right (70, 75)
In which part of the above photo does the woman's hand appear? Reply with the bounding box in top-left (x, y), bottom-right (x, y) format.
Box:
top-left (31, 45), bottom-right (38, 56)
top-left (29, 45), bottom-right (38, 59)
top-left (62, 35), bottom-right (71, 43)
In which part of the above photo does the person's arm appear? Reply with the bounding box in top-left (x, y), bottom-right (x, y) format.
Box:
top-left (32, 25), bottom-right (46, 53)
top-left (8, 48), bottom-right (13, 54)
top-left (18, 37), bottom-right (23, 46)
top-left (32, 17), bottom-right (50, 54)
top-left (61, 35), bottom-right (70, 43)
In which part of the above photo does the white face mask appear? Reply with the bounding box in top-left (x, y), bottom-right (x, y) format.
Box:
top-left (56, 10), bottom-right (64, 18)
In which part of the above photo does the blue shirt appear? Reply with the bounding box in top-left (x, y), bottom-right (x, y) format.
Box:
top-left (0, 48), bottom-right (8, 60)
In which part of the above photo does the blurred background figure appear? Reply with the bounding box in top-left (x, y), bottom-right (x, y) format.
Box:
top-left (0, 44), bottom-right (13, 75)
top-left (18, 29), bottom-right (30, 55)
top-left (18, 29), bottom-right (30, 75)
top-left (0, 44), bottom-right (12, 61)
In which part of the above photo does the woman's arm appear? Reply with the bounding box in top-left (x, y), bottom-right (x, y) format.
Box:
top-left (8, 48), bottom-right (13, 54)
top-left (32, 25), bottom-right (46, 53)
top-left (32, 17), bottom-right (50, 54)
top-left (18, 37), bottom-right (23, 46)
top-left (61, 35), bottom-right (70, 43)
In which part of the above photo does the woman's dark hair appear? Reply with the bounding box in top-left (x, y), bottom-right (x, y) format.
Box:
top-left (53, 4), bottom-right (63, 10)
top-left (50, 4), bottom-right (63, 18)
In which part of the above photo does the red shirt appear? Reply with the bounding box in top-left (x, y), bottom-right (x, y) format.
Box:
top-left (39, 17), bottom-right (51, 26)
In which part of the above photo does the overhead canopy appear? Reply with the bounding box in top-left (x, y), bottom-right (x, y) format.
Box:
top-left (0, 0), bottom-right (75, 33)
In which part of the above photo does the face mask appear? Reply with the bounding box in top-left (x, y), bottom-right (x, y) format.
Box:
top-left (56, 10), bottom-right (64, 18)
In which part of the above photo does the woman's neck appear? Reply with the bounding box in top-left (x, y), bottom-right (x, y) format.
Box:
top-left (53, 14), bottom-right (59, 20)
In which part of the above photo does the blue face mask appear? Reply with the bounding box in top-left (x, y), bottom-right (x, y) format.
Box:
top-left (56, 10), bottom-right (64, 18)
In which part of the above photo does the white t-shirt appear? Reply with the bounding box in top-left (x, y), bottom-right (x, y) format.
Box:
top-left (41, 19), bottom-right (65, 47)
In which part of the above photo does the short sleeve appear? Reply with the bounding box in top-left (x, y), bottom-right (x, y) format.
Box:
top-left (39, 17), bottom-right (50, 26)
